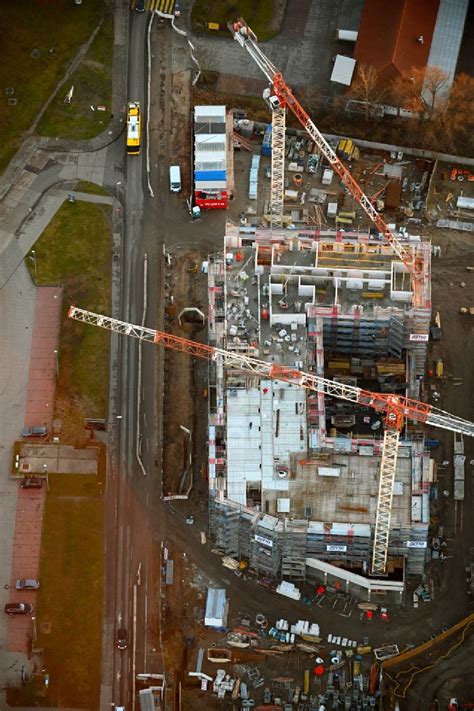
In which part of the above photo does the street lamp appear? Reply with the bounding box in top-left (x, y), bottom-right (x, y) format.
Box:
top-left (30, 250), bottom-right (37, 280)
top-left (53, 349), bottom-right (59, 378)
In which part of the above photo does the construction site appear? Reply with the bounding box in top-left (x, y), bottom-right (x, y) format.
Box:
top-left (63, 14), bottom-right (474, 711)
top-left (147, 9), bottom-right (474, 711)
top-left (206, 221), bottom-right (433, 599)
top-left (199, 19), bottom-right (473, 606)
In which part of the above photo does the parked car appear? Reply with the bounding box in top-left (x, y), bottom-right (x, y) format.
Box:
top-left (135, 0), bottom-right (145, 11)
top-left (22, 425), bottom-right (48, 438)
top-left (20, 477), bottom-right (42, 489)
top-left (116, 628), bottom-right (128, 650)
top-left (15, 579), bottom-right (40, 590)
top-left (4, 603), bottom-right (33, 615)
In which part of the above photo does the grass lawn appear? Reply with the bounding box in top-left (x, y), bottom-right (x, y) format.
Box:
top-left (0, 0), bottom-right (107, 174)
top-left (35, 461), bottom-right (105, 708)
top-left (37, 13), bottom-right (114, 140)
top-left (28, 200), bottom-right (112, 425)
top-left (191, 0), bottom-right (277, 41)
top-left (75, 180), bottom-right (110, 196)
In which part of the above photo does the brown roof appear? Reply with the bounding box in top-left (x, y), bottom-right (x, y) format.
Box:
top-left (354, 0), bottom-right (440, 81)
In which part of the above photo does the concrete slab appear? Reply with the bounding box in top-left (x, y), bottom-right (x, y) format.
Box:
top-left (18, 443), bottom-right (100, 475)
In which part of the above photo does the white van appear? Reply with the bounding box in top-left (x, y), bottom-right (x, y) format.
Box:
top-left (169, 165), bottom-right (181, 193)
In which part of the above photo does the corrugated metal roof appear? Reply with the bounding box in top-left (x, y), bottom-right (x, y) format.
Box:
top-left (354, 0), bottom-right (439, 81)
top-left (427, 0), bottom-right (469, 88)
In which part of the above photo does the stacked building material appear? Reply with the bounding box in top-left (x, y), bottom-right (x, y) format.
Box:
top-left (194, 105), bottom-right (228, 209)
top-left (249, 154), bottom-right (260, 200)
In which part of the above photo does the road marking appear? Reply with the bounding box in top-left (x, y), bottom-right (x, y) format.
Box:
top-left (148, 0), bottom-right (176, 13)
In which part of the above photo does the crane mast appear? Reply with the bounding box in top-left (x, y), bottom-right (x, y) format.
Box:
top-left (229, 19), bottom-right (423, 284)
top-left (69, 306), bottom-right (474, 575)
top-left (230, 23), bottom-right (286, 228)
top-left (270, 105), bottom-right (285, 229)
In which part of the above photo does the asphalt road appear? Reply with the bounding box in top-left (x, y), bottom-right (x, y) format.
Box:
top-left (106, 12), bottom-right (225, 710)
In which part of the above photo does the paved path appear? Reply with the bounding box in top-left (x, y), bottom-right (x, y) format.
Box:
top-left (6, 487), bottom-right (46, 655)
top-left (24, 287), bottom-right (62, 431)
top-left (0, 264), bottom-right (38, 688)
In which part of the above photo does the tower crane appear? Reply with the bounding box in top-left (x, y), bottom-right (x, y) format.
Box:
top-left (68, 306), bottom-right (474, 576)
top-left (228, 19), bottom-right (424, 287)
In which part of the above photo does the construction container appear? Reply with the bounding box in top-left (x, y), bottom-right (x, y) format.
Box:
top-left (336, 29), bottom-right (358, 42)
top-left (327, 202), bottom-right (338, 218)
top-left (261, 124), bottom-right (272, 157)
top-left (322, 169), bottom-right (334, 185)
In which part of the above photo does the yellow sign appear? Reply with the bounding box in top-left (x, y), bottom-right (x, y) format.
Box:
top-left (208, 22), bottom-right (220, 30)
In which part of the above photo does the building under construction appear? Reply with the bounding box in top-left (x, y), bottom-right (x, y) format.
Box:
top-left (207, 223), bottom-right (433, 598)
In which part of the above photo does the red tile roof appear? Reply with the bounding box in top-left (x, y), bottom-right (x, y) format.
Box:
top-left (354, 0), bottom-right (440, 81)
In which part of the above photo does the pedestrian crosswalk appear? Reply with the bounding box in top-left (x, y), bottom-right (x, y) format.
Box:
top-left (131, 0), bottom-right (177, 14)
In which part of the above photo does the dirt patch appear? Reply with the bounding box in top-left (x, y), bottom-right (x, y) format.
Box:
top-left (162, 252), bottom-right (208, 495)
top-left (170, 71), bottom-right (192, 195)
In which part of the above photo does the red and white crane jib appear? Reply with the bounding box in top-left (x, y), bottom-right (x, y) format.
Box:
top-left (229, 18), bottom-right (422, 283)
top-left (68, 305), bottom-right (474, 439)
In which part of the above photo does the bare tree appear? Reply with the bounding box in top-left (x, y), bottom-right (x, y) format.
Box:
top-left (391, 66), bottom-right (449, 118)
top-left (347, 64), bottom-right (387, 121)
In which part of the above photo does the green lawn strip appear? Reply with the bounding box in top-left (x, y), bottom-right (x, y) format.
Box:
top-left (191, 0), bottom-right (276, 40)
top-left (37, 14), bottom-right (114, 140)
top-left (36, 473), bottom-right (104, 708)
top-left (27, 200), bottom-right (112, 417)
top-left (0, 0), bottom-right (106, 173)
top-left (75, 180), bottom-right (110, 196)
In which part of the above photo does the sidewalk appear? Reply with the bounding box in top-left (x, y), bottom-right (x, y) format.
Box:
top-left (24, 286), bottom-right (62, 431)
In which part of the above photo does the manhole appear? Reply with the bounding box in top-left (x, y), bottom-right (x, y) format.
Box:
top-left (5, 87), bottom-right (15, 96)
top-left (8, 98), bottom-right (17, 106)
top-left (31, 49), bottom-right (41, 59)
top-left (4, 584), bottom-right (10, 589)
